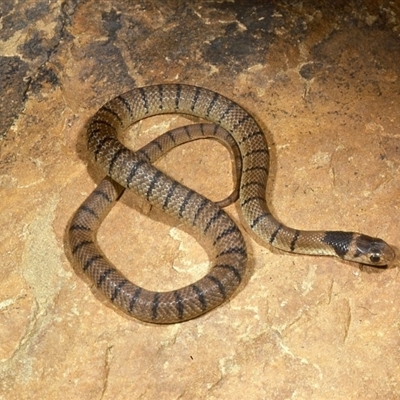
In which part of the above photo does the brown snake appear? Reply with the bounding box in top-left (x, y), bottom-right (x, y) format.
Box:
top-left (69, 84), bottom-right (395, 323)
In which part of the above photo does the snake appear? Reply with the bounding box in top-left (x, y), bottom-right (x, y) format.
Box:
top-left (69, 84), bottom-right (395, 324)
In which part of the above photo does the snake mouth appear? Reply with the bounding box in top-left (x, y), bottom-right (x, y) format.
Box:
top-left (353, 234), bottom-right (396, 267)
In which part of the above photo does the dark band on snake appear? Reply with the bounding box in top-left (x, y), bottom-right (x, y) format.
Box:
top-left (69, 85), bottom-right (395, 323)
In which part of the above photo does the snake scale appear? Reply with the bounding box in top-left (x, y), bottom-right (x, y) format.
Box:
top-left (69, 84), bottom-right (395, 323)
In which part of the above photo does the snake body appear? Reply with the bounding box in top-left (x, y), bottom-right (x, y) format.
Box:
top-left (69, 84), bottom-right (395, 323)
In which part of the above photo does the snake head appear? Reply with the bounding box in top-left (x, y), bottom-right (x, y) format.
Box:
top-left (352, 234), bottom-right (396, 266)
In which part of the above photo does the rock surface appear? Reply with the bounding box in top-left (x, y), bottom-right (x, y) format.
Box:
top-left (1, 1), bottom-right (400, 399)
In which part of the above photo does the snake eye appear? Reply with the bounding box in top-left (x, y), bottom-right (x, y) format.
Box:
top-left (369, 253), bottom-right (381, 264)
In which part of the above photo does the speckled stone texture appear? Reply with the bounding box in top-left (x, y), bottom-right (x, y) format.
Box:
top-left (1, 1), bottom-right (400, 399)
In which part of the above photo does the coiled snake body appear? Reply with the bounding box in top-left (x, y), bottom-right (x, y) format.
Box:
top-left (69, 84), bottom-right (395, 323)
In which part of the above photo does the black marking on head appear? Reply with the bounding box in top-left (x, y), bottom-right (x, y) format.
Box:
top-left (354, 234), bottom-right (386, 264)
top-left (83, 255), bottom-right (103, 272)
top-left (322, 231), bottom-right (353, 258)
top-left (240, 196), bottom-right (267, 208)
top-left (175, 84), bottom-right (182, 109)
top-left (200, 123), bottom-right (205, 136)
top-left (191, 86), bottom-right (201, 112)
top-left (72, 240), bottom-right (93, 255)
top-left (163, 181), bottom-right (178, 210)
top-left (193, 198), bottom-right (209, 225)
top-left (290, 230), bottom-right (300, 252)
top-left (207, 275), bottom-right (226, 299)
top-left (146, 170), bottom-right (163, 201)
top-left (214, 264), bottom-right (242, 283)
top-left (269, 224), bottom-right (283, 244)
top-left (126, 159), bottom-right (147, 187)
top-left (191, 284), bottom-right (207, 311)
top-left (250, 212), bottom-right (270, 229)
top-left (204, 209), bottom-right (223, 234)
top-left (111, 279), bottom-right (128, 302)
top-left (174, 291), bottom-right (185, 320)
top-left (206, 92), bottom-right (219, 117)
top-left (219, 102), bottom-right (235, 123)
top-left (179, 190), bottom-right (195, 218)
top-left (116, 95), bottom-right (133, 117)
top-left (128, 288), bottom-right (142, 313)
top-left (213, 225), bottom-right (240, 244)
top-left (102, 106), bottom-right (123, 126)
top-left (97, 268), bottom-right (114, 287)
top-left (151, 293), bottom-right (161, 319)
top-left (139, 87), bottom-right (149, 114)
